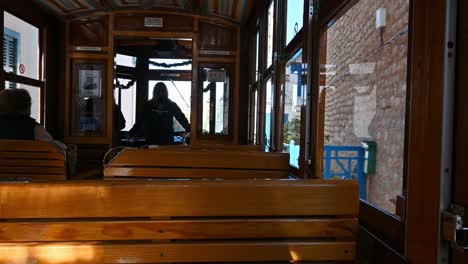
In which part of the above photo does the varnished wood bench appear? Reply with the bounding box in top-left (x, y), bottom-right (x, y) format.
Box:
top-left (104, 147), bottom-right (290, 179)
top-left (0, 140), bottom-right (66, 181)
top-left (0, 179), bottom-right (359, 263)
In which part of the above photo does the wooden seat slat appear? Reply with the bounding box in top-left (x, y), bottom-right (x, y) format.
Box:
top-left (0, 167), bottom-right (65, 174)
top-left (105, 167), bottom-right (286, 179)
top-left (0, 180), bottom-right (359, 219)
top-left (0, 152), bottom-right (64, 160)
top-left (107, 149), bottom-right (289, 170)
top-left (0, 219), bottom-right (357, 242)
top-left (0, 140), bottom-right (62, 153)
top-left (0, 140), bottom-right (66, 181)
top-left (0, 174), bottom-right (66, 181)
top-left (0, 160), bottom-right (65, 167)
top-left (0, 241), bottom-right (356, 263)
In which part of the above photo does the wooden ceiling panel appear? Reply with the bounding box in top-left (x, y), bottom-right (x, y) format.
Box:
top-left (33, 0), bottom-right (252, 23)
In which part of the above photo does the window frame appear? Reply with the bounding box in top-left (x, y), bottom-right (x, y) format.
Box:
top-left (307, 0), bottom-right (411, 253)
top-left (0, 10), bottom-right (45, 124)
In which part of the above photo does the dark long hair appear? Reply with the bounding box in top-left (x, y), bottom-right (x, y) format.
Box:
top-left (152, 82), bottom-right (169, 108)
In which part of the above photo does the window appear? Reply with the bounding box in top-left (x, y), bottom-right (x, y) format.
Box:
top-left (283, 50), bottom-right (305, 168)
top-left (114, 78), bottom-right (137, 131)
top-left (255, 30), bottom-right (260, 81)
top-left (199, 66), bottom-right (232, 137)
top-left (285, 0), bottom-right (304, 45)
top-left (318, 0), bottom-right (410, 214)
top-left (3, 12), bottom-right (39, 80)
top-left (2, 11), bottom-right (42, 122)
top-left (266, 1), bottom-right (274, 68)
top-left (264, 78), bottom-right (274, 151)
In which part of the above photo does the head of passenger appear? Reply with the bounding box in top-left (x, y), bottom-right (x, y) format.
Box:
top-left (152, 82), bottom-right (169, 109)
top-left (0, 88), bottom-right (32, 117)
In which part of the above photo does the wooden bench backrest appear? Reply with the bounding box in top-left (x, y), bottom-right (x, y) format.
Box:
top-left (0, 179), bottom-right (359, 263)
top-left (104, 147), bottom-right (290, 179)
top-left (0, 140), bottom-right (66, 181)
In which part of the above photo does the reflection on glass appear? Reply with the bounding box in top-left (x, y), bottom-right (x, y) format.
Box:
top-left (75, 96), bottom-right (104, 136)
top-left (3, 12), bottom-right (39, 80)
top-left (148, 80), bottom-right (191, 132)
top-left (115, 54), bottom-right (136, 68)
top-left (255, 30), bottom-right (260, 81)
top-left (73, 63), bottom-right (105, 136)
top-left (319, 0), bottom-right (409, 214)
top-left (254, 90), bottom-right (258, 144)
top-left (215, 83), bottom-right (228, 134)
top-left (265, 78), bottom-right (273, 151)
top-left (283, 50), bottom-right (304, 168)
top-left (267, 2), bottom-right (274, 68)
top-left (4, 82), bottom-right (40, 122)
top-left (149, 58), bottom-right (192, 70)
top-left (114, 78), bottom-right (137, 131)
top-left (202, 84), bottom-right (211, 134)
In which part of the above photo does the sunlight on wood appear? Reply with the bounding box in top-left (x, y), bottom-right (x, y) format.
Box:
top-left (0, 244), bottom-right (95, 264)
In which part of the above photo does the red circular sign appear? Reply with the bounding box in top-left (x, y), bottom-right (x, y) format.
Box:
top-left (19, 64), bottom-right (25, 74)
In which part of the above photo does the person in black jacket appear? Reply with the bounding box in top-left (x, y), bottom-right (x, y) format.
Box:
top-left (0, 88), bottom-right (53, 141)
top-left (130, 82), bottom-right (190, 145)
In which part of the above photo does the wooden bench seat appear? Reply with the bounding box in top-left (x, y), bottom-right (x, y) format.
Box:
top-left (0, 140), bottom-right (66, 181)
top-left (104, 147), bottom-right (290, 179)
top-left (0, 179), bottom-right (358, 263)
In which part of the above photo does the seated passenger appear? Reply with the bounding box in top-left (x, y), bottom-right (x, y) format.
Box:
top-left (130, 82), bottom-right (190, 145)
top-left (0, 88), bottom-right (54, 141)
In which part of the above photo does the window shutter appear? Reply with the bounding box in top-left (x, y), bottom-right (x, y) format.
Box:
top-left (3, 34), bottom-right (18, 88)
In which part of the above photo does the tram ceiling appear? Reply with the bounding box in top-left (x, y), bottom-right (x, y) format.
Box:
top-left (33, 0), bottom-right (254, 23)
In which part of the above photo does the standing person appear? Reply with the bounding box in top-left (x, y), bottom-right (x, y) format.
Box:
top-left (130, 82), bottom-right (190, 145)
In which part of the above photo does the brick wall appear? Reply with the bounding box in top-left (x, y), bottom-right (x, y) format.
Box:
top-left (322, 0), bottom-right (409, 213)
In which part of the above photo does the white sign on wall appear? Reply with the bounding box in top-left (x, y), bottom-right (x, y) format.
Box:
top-left (144, 17), bottom-right (163, 28)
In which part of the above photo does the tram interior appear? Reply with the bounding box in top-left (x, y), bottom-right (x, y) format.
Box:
top-left (0, 0), bottom-right (465, 263)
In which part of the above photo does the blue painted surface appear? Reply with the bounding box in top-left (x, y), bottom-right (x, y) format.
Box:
top-left (323, 145), bottom-right (367, 199)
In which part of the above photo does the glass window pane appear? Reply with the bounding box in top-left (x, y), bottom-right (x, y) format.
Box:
top-left (148, 80), bottom-right (191, 132)
top-left (265, 78), bottom-right (273, 151)
top-left (202, 85), bottom-right (211, 134)
top-left (284, 51), bottom-right (304, 168)
top-left (149, 58), bottom-right (192, 70)
top-left (3, 82), bottom-right (40, 122)
top-left (254, 89), bottom-right (259, 144)
top-left (286, 0), bottom-right (304, 45)
top-left (319, 0), bottom-right (409, 214)
top-left (255, 31), bottom-right (259, 81)
top-left (200, 68), bottom-right (231, 136)
top-left (115, 54), bottom-right (136, 68)
top-left (267, 2), bottom-right (274, 68)
top-left (3, 12), bottom-right (39, 80)
top-left (215, 82), bottom-right (229, 134)
top-left (114, 78), bottom-right (137, 131)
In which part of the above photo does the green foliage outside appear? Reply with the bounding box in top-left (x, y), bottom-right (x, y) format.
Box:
top-left (284, 118), bottom-right (300, 143)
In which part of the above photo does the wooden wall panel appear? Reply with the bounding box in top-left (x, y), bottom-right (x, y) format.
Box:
top-left (70, 16), bottom-right (108, 47)
top-left (114, 13), bottom-right (193, 32)
top-left (199, 21), bottom-right (236, 51)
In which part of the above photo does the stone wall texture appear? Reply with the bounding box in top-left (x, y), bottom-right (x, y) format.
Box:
top-left (322, 0), bottom-right (409, 213)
